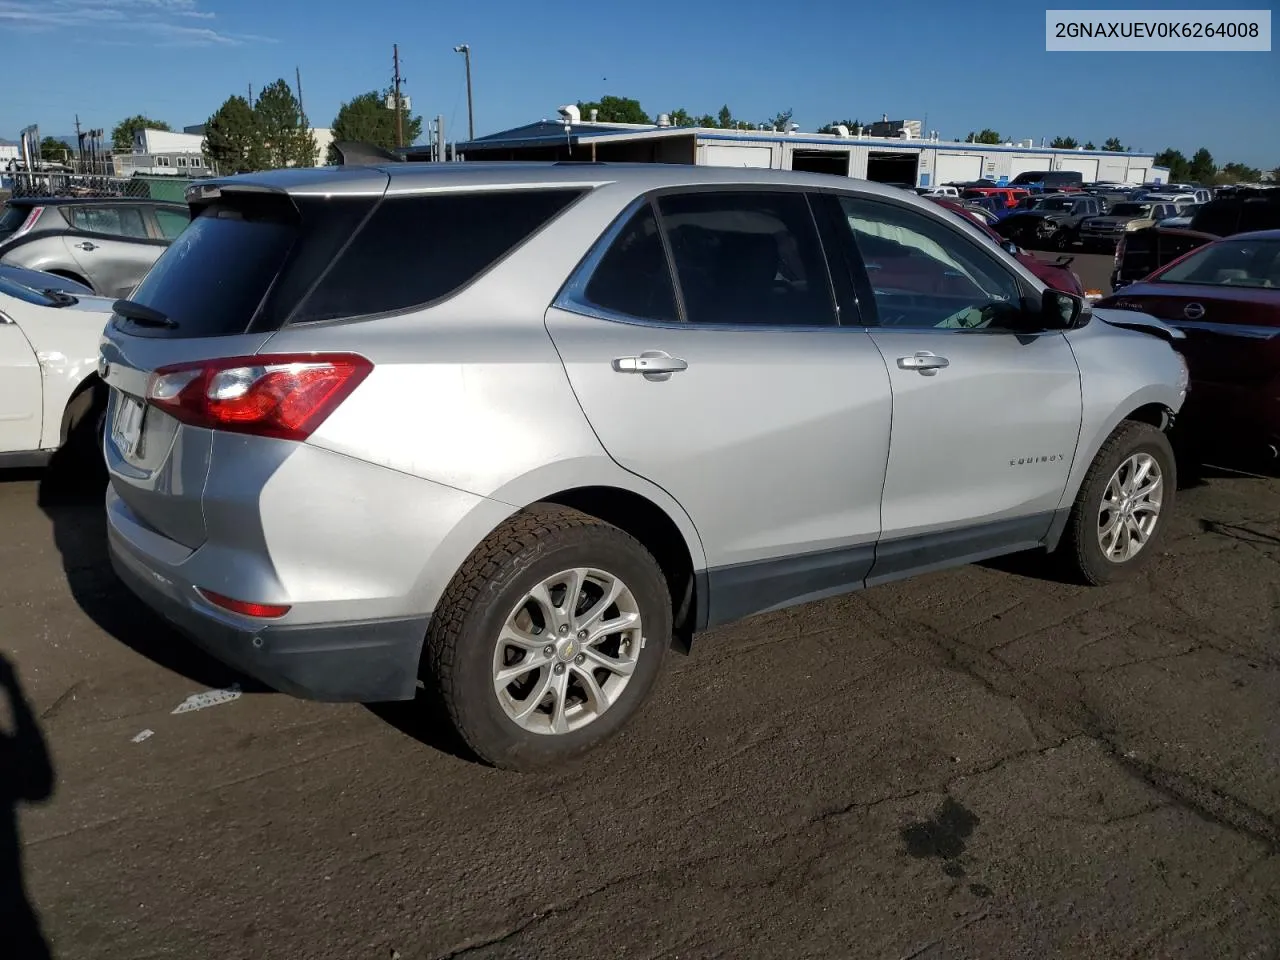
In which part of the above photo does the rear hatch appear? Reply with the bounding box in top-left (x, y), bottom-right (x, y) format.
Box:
top-left (101, 169), bottom-right (391, 549)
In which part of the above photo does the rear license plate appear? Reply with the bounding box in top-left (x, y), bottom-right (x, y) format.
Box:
top-left (112, 394), bottom-right (146, 457)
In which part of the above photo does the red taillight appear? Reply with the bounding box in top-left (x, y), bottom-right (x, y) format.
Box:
top-left (146, 353), bottom-right (372, 441)
top-left (198, 589), bottom-right (290, 619)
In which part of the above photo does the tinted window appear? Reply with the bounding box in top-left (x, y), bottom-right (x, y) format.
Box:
top-left (154, 207), bottom-right (190, 240)
top-left (0, 203), bottom-right (34, 241)
top-left (837, 196), bottom-right (1024, 330)
top-left (656, 191), bottom-right (836, 327)
top-left (125, 196), bottom-right (301, 338)
top-left (581, 203), bottom-right (678, 323)
top-left (125, 189), bottom-right (585, 338)
top-left (1111, 204), bottom-right (1152, 217)
top-left (71, 205), bottom-right (149, 239)
top-left (296, 189), bottom-right (584, 323)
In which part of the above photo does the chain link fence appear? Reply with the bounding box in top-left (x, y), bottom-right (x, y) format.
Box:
top-left (5, 171), bottom-right (151, 199)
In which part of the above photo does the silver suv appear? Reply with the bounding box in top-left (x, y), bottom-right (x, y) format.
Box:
top-left (100, 163), bottom-right (1189, 770)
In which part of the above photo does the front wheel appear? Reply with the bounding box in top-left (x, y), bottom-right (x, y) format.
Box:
top-left (1057, 420), bottom-right (1176, 585)
top-left (424, 504), bottom-right (672, 771)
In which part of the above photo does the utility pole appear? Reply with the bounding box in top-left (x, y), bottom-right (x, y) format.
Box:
top-left (295, 66), bottom-right (307, 126)
top-left (392, 43), bottom-right (404, 148)
top-left (74, 114), bottom-right (82, 163)
top-left (248, 83), bottom-right (254, 108)
top-left (454, 44), bottom-right (474, 141)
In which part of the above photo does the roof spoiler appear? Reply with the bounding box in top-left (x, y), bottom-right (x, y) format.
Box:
top-left (330, 141), bottom-right (405, 165)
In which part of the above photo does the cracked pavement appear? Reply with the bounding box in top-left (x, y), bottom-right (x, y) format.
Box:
top-left (2, 459), bottom-right (1278, 960)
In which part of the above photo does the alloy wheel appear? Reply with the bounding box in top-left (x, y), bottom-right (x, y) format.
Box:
top-left (1097, 452), bottom-right (1163, 563)
top-left (492, 568), bottom-right (643, 735)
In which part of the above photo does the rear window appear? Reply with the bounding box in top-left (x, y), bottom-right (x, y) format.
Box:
top-left (122, 187), bottom-right (585, 338)
top-left (0, 203), bottom-right (37, 241)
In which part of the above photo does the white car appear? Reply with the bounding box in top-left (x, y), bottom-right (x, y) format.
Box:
top-left (0, 272), bottom-right (115, 469)
top-left (918, 185), bottom-right (961, 198)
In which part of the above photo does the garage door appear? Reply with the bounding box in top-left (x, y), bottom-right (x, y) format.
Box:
top-left (934, 152), bottom-right (983, 185)
top-left (1008, 156), bottom-right (1046, 178)
top-left (1126, 167), bottom-right (1150, 184)
top-left (704, 144), bottom-right (772, 168)
top-left (1057, 156), bottom-right (1099, 180)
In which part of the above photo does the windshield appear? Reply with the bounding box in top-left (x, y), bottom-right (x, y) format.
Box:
top-left (0, 273), bottom-right (59, 307)
top-left (1034, 197), bottom-right (1073, 211)
top-left (1155, 238), bottom-right (1280, 289)
top-left (1111, 204), bottom-right (1153, 217)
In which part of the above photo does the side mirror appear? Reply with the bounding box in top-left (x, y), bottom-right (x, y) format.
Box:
top-left (1042, 288), bottom-right (1087, 329)
top-left (1001, 240), bottom-right (1020, 256)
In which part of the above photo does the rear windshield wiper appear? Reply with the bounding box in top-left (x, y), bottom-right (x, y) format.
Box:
top-left (41, 289), bottom-right (79, 307)
top-left (113, 298), bottom-right (177, 329)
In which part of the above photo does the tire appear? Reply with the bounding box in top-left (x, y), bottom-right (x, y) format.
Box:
top-left (48, 386), bottom-right (107, 490)
top-left (424, 504), bottom-right (672, 771)
top-left (1057, 420), bottom-right (1176, 585)
top-left (1054, 229), bottom-right (1073, 251)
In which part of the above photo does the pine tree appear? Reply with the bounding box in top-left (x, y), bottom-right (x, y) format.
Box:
top-left (202, 96), bottom-right (266, 174)
top-left (254, 79), bottom-right (317, 169)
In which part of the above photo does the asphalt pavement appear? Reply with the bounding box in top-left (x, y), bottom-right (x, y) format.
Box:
top-left (2, 453), bottom-right (1278, 960)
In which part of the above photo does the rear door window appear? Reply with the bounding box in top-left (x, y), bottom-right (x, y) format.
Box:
top-left (655, 191), bottom-right (837, 327)
top-left (579, 202), bottom-right (680, 323)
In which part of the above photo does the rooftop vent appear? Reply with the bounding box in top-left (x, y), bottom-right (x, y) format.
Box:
top-left (834, 124), bottom-right (850, 138)
top-left (657, 113), bottom-right (671, 127)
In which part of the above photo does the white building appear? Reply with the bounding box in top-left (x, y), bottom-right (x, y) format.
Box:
top-left (117, 127), bottom-right (212, 177)
top-left (449, 117), bottom-right (1167, 186)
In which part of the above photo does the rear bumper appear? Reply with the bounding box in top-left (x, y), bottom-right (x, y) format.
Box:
top-left (107, 491), bottom-right (428, 702)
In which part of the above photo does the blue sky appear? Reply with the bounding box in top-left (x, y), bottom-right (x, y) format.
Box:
top-left (2, 0), bottom-right (1276, 167)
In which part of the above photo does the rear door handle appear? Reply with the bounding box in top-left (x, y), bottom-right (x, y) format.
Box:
top-left (76, 241), bottom-right (97, 251)
top-left (612, 352), bottom-right (688, 381)
top-left (897, 351), bottom-right (950, 376)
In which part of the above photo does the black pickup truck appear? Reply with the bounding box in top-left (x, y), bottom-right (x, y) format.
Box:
top-left (1112, 187), bottom-right (1280, 289)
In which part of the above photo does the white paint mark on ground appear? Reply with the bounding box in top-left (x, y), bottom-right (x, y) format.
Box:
top-left (131, 729), bottom-right (155, 743)
top-left (171, 683), bottom-right (242, 715)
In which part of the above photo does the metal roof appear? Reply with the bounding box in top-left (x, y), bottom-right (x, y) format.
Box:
top-left (454, 121), bottom-right (1157, 160)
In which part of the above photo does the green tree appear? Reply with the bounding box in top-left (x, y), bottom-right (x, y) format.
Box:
top-left (817, 119), bottom-right (862, 135)
top-left (967, 129), bottom-right (1002, 144)
top-left (1102, 137), bottom-right (1125, 152)
top-left (1083, 141), bottom-right (1096, 150)
top-left (1217, 161), bottom-right (1262, 184)
top-left (766, 108), bottom-right (794, 132)
top-left (1154, 148), bottom-right (1190, 182)
top-left (111, 115), bottom-right (170, 152)
top-left (254, 78), bottom-right (317, 169)
top-left (668, 108), bottom-right (693, 126)
top-left (39, 136), bottom-right (69, 162)
top-left (203, 95), bottom-right (266, 174)
top-left (576, 95), bottom-right (650, 124)
top-left (1188, 147), bottom-right (1216, 183)
top-left (329, 90), bottom-right (424, 162)
top-left (1050, 136), bottom-right (1078, 149)
top-left (695, 113), bottom-right (718, 127)
top-left (717, 105), bottom-right (734, 129)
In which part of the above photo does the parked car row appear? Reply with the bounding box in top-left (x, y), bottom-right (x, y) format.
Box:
top-left (3, 162), bottom-right (1273, 773)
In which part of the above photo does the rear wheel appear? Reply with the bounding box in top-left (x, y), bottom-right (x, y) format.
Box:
top-left (1057, 420), bottom-right (1176, 585)
top-left (425, 505), bottom-right (671, 771)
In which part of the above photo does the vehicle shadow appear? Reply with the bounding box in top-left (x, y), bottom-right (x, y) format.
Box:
top-left (0, 652), bottom-right (55, 960)
top-left (365, 695), bottom-right (478, 765)
top-left (35, 470), bottom-right (265, 693)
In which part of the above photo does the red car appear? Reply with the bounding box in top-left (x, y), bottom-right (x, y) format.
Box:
top-left (961, 187), bottom-right (1030, 209)
top-left (927, 197), bottom-right (1086, 297)
top-left (1096, 229), bottom-right (1280, 460)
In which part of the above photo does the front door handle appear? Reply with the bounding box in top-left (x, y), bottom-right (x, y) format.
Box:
top-left (612, 352), bottom-right (688, 381)
top-left (897, 351), bottom-right (950, 376)
top-left (76, 241), bottom-right (97, 251)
